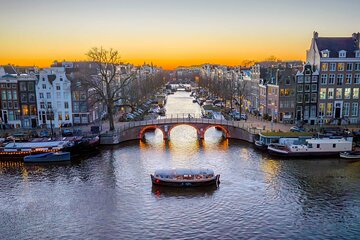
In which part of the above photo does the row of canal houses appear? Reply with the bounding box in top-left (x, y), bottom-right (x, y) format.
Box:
top-left (0, 62), bottom-right (162, 129)
top-left (200, 32), bottom-right (360, 126)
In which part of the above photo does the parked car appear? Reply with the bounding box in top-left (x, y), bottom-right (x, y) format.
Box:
top-left (39, 130), bottom-right (50, 138)
top-left (240, 114), bottom-right (248, 120)
top-left (62, 129), bottom-right (74, 137)
top-left (290, 126), bottom-right (305, 132)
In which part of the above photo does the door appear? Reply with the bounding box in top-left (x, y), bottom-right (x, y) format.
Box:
top-left (335, 102), bottom-right (342, 119)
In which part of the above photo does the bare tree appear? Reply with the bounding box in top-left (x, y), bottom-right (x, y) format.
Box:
top-left (236, 79), bottom-right (248, 115)
top-left (80, 47), bottom-right (135, 131)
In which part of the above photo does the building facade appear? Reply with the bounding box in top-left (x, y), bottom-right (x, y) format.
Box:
top-left (307, 32), bottom-right (360, 125)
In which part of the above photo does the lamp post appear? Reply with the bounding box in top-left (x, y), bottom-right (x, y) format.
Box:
top-left (47, 107), bottom-right (54, 139)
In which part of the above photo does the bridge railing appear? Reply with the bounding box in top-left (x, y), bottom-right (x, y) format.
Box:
top-left (117, 114), bottom-right (262, 135)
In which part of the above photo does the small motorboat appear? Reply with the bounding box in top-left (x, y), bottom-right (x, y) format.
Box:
top-left (24, 152), bottom-right (71, 163)
top-left (340, 151), bottom-right (360, 159)
top-left (151, 168), bottom-right (220, 187)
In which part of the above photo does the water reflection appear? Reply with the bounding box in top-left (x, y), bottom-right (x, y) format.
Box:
top-left (152, 185), bottom-right (217, 198)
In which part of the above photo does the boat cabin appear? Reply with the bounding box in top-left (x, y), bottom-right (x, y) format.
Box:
top-left (154, 169), bottom-right (215, 181)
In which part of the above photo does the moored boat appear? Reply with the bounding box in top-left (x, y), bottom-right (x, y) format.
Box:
top-left (151, 169), bottom-right (220, 187)
top-left (340, 151), bottom-right (360, 159)
top-left (268, 136), bottom-right (353, 157)
top-left (255, 132), bottom-right (313, 151)
top-left (24, 152), bottom-right (70, 163)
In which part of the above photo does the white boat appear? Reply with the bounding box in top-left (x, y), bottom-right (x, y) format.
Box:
top-left (340, 151), bottom-right (360, 159)
top-left (151, 169), bottom-right (220, 187)
top-left (268, 137), bottom-right (353, 157)
top-left (24, 152), bottom-right (71, 163)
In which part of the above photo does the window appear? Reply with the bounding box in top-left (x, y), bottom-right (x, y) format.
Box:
top-left (321, 63), bottom-right (328, 71)
top-left (40, 93), bottom-right (44, 99)
top-left (304, 93), bottom-right (310, 103)
top-left (333, 144), bottom-right (336, 148)
top-left (356, 51), bottom-right (360, 58)
top-left (320, 88), bottom-right (327, 99)
top-left (328, 88), bottom-right (334, 99)
top-left (26, 82), bottom-right (34, 91)
top-left (64, 102), bottom-right (69, 109)
top-left (12, 84), bottom-right (16, 89)
top-left (12, 90), bottom-right (17, 100)
top-left (1, 90), bottom-right (6, 100)
top-left (21, 93), bottom-right (27, 102)
top-left (319, 103), bottom-right (325, 117)
top-left (311, 84), bottom-right (317, 92)
top-left (56, 92), bottom-right (61, 99)
top-left (355, 63), bottom-right (360, 71)
top-left (338, 63), bottom-right (345, 71)
top-left (311, 93), bottom-right (317, 103)
top-left (310, 105), bottom-right (316, 117)
top-left (47, 93), bottom-right (51, 99)
top-left (64, 92), bottom-right (69, 99)
top-left (2, 102), bottom-right (7, 109)
top-left (56, 84), bottom-right (60, 90)
top-left (58, 112), bottom-right (63, 121)
top-left (8, 111), bottom-right (14, 121)
top-left (14, 102), bottom-right (18, 109)
top-left (42, 84), bottom-right (46, 89)
top-left (22, 105), bottom-right (29, 116)
top-left (346, 63), bottom-right (353, 71)
top-left (8, 101), bottom-right (12, 109)
top-left (322, 50), bottom-right (329, 58)
top-left (343, 102), bottom-right (350, 116)
top-left (7, 90), bottom-right (12, 100)
top-left (355, 74), bottom-right (360, 84)
top-left (297, 85), bottom-right (303, 92)
top-left (20, 82), bottom-right (27, 91)
top-left (312, 76), bottom-right (318, 82)
top-left (305, 76), bottom-right (311, 83)
top-left (337, 74), bottom-right (344, 85)
top-left (327, 103), bottom-right (333, 117)
top-left (345, 74), bottom-right (352, 84)
top-left (335, 88), bottom-right (342, 99)
top-left (321, 74), bottom-right (327, 84)
top-left (28, 93), bottom-right (35, 102)
top-left (297, 76), bottom-right (303, 83)
top-left (339, 51), bottom-right (346, 58)
top-left (57, 101), bottom-right (61, 109)
top-left (329, 74), bottom-right (335, 84)
top-left (40, 102), bottom-right (45, 109)
top-left (330, 63), bottom-right (336, 71)
top-left (351, 103), bottom-right (358, 116)
top-left (65, 112), bottom-right (70, 120)
top-left (297, 94), bottom-right (303, 103)
top-left (47, 102), bottom-right (52, 109)
top-left (344, 88), bottom-right (351, 99)
top-left (305, 84), bottom-right (310, 92)
top-left (353, 88), bottom-right (359, 99)
top-left (6, 83), bottom-right (10, 88)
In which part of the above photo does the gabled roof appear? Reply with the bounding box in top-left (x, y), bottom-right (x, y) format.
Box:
top-left (48, 74), bottom-right (56, 84)
top-left (316, 37), bottom-right (358, 57)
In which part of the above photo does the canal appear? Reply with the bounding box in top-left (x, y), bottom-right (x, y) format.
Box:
top-left (1, 91), bottom-right (360, 239)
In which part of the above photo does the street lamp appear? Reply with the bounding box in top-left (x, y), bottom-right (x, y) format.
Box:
top-left (46, 107), bottom-right (54, 139)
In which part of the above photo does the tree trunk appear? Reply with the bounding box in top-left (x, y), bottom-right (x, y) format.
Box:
top-left (108, 100), bottom-right (115, 131)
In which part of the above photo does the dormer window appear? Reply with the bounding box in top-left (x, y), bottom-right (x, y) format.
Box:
top-left (339, 50), bottom-right (346, 58)
top-left (321, 50), bottom-right (329, 58)
top-left (356, 51), bottom-right (360, 58)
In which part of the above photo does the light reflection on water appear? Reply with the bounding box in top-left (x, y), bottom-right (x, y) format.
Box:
top-left (0, 91), bottom-right (359, 239)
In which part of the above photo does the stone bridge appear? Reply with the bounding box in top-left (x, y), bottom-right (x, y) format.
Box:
top-left (100, 117), bottom-right (262, 145)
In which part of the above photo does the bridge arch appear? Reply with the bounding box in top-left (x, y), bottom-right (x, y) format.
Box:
top-left (167, 123), bottom-right (201, 139)
top-left (139, 125), bottom-right (165, 139)
top-left (203, 125), bottom-right (229, 138)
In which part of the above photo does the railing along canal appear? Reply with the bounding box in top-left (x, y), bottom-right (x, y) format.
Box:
top-left (117, 113), bottom-right (261, 134)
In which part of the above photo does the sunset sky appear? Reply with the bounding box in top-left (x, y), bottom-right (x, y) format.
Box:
top-left (0, 0), bottom-right (359, 69)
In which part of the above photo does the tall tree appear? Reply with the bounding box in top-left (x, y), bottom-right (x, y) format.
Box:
top-left (81, 47), bottom-right (135, 131)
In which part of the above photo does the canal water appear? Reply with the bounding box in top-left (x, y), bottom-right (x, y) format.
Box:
top-left (1, 91), bottom-right (360, 239)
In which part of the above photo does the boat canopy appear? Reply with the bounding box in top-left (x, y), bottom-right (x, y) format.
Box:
top-left (4, 141), bottom-right (69, 149)
top-left (154, 168), bottom-right (214, 177)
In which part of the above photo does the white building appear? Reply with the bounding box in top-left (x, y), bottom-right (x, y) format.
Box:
top-left (36, 67), bottom-right (73, 128)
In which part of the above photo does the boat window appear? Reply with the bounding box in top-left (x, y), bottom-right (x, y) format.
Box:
top-left (308, 144), bottom-right (312, 148)
top-left (333, 144), bottom-right (336, 148)
top-left (317, 144), bottom-right (320, 148)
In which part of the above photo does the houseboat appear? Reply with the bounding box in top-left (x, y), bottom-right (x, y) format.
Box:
top-left (267, 136), bottom-right (353, 157)
top-left (0, 140), bottom-right (72, 161)
top-left (151, 169), bottom-right (220, 187)
top-left (24, 152), bottom-right (70, 163)
top-left (255, 132), bottom-right (313, 150)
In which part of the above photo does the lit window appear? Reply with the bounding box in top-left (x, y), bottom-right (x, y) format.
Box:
top-left (320, 88), bottom-right (327, 99)
top-left (353, 88), bottom-right (359, 99)
top-left (344, 88), bottom-right (351, 99)
top-left (322, 50), bottom-right (329, 58)
top-left (345, 74), bottom-right (352, 84)
top-left (335, 88), bottom-right (342, 99)
top-left (338, 63), bottom-right (345, 71)
top-left (321, 63), bottom-right (328, 71)
top-left (328, 88), bottom-right (334, 99)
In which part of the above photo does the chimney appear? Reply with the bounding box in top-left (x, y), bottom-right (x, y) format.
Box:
top-left (313, 31), bottom-right (319, 39)
top-left (353, 32), bottom-right (360, 48)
